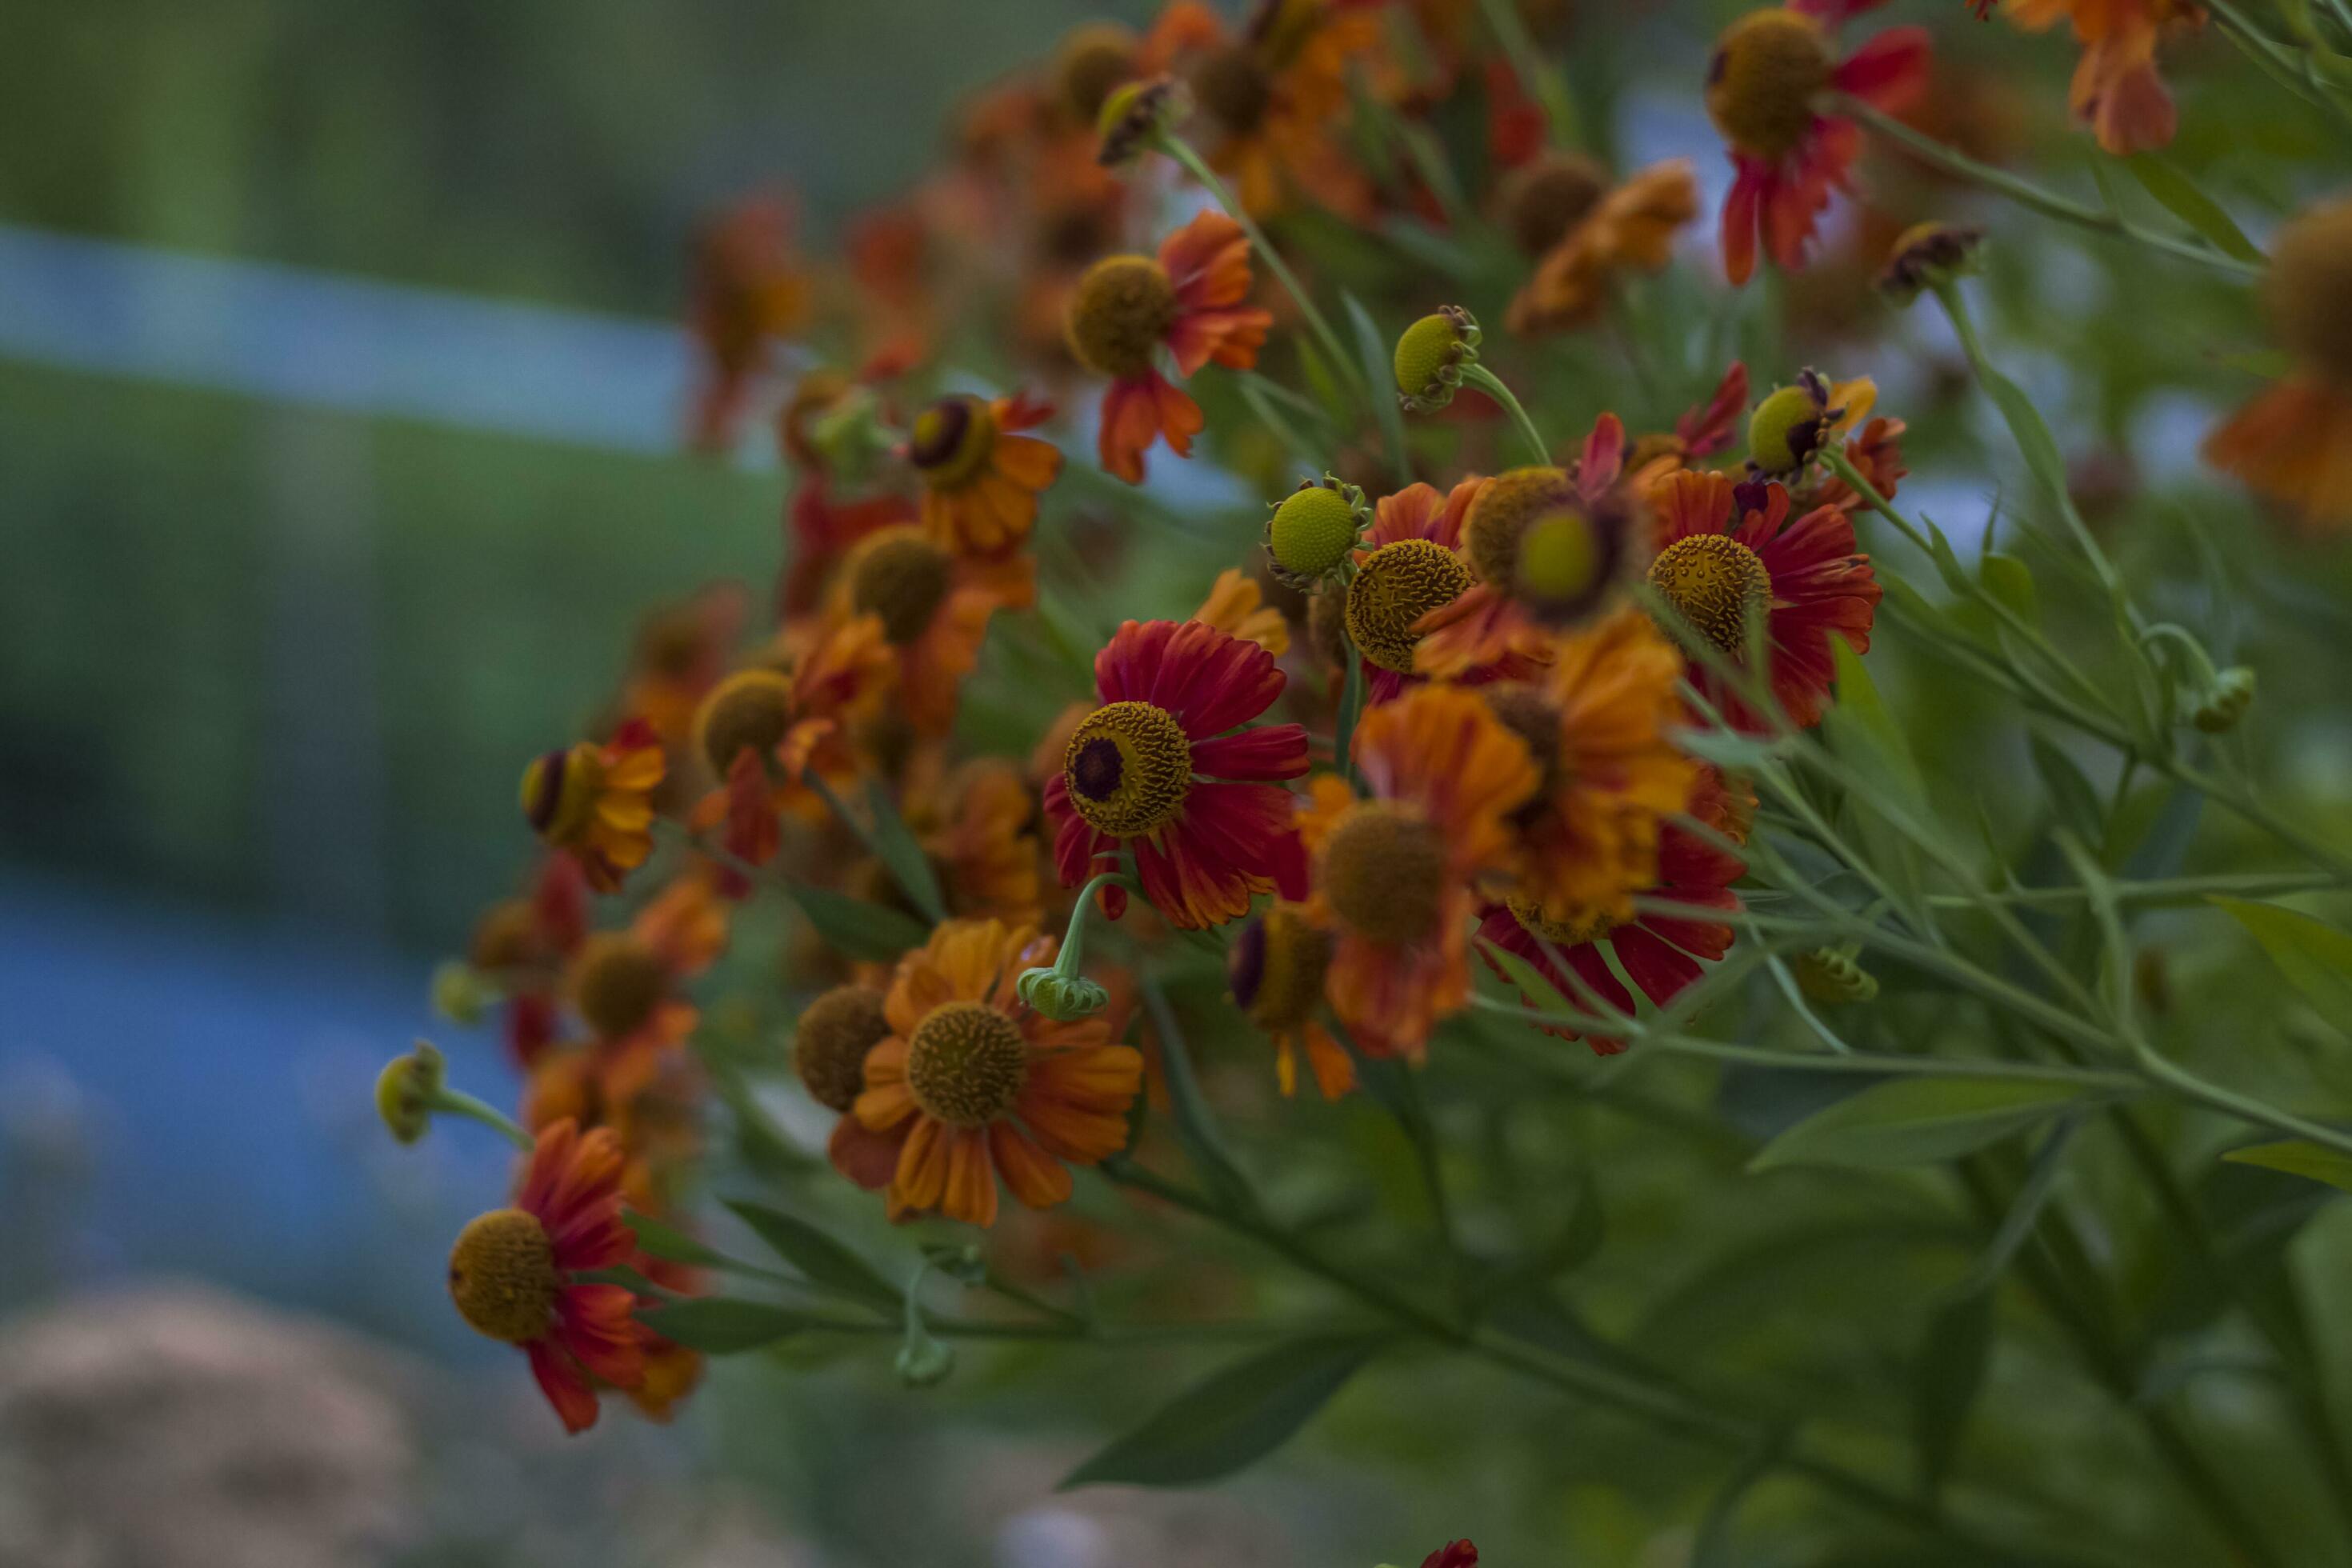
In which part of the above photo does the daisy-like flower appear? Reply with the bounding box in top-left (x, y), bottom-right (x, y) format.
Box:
top-left (1193, 566), bottom-right (1292, 654)
top-left (1647, 470), bottom-right (1882, 731)
top-left (854, 918), bottom-right (1145, 1226)
top-left (2002, 0), bottom-right (2201, 154)
top-left (1342, 478), bottom-right (1547, 703)
top-left (1138, 0), bottom-right (1385, 217)
top-left (1705, 1), bottom-right (1930, 286)
top-left (1482, 610), bottom-right (1698, 932)
top-left (1066, 211), bottom-right (1273, 483)
top-left (548, 866), bottom-right (730, 1121)
top-left (520, 718), bottom-right (666, 893)
top-left (1502, 156), bottom-right (1702, 336)
top-left (622, 583), bottom-right (749, 746)
top-left (687, 618), bottom-right (896, 870)
top-left (1479, 768), bottom-right (1750, 1053)
top-left (467, 852), bottom-right (591, 1070)
top-left (1226, 901), bottom-right (1353, 1097)
top-left (2203, 197), bottom-right (2352, 536)
top-left (686, 195), bottom-right (813, 450)
top-left (794, 982), bottom-right (907, 1191)
top-left (446, 1118), bottom-right (644, 1434)
top-left (1045, 618), bottom-right (1310, 929)
top-left (1298, 685), bottom-right (1538, 1058)
top-left (1416, 418), bottom-right (1640, 682)
top-left (778, 365), bottom-right (921, 615)
top-left (834, 524), bottom-right (1036, 735)
top-left (1626, 362), bottom-right (1751, 478)
top-left (905, 753), bottom-right (1045, 924)
top-left (909, 390), bottom-right (1064, 558)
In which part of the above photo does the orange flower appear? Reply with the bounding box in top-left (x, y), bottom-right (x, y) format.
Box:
top-left (854, 919), bottom-right (1144, 1226)
top-left (910, 390), bottom-right (1065, 558)
top-left (2004, 0), bottom-right (2201, 154)
top-left (541, 865), bottom-right (729, 1124)
top-left (1299, 686), bottom-right (1538, 1058)
top-left (1506, 160), bottom-right (1701, 336)
top-left (905, 752), bottom-right (1046, 924)
top-left (1140, 0), bottom-right (1384, 217)
top-left (1193, 566), bottom-right (1291, 654)
top-left (446, 1119), bottom-right (644, 1434)
top-left (1227, 901), bottom-right (1354, 1097)
top-left (1706, 3), bottom-right (1930, 284)
top-left (1067, 211), bottom-right (1273, 483)
top-left (686, 195), bottom-right (812, 450)
top-left (831, 524), bottom-right (1034, 735)
top-left (1492, 610), bottom-right (1698, 933)
top-left (2203, 197), bottom-right (2352, 535)
top-left (1342, 477), bottom-right (1547, 703)
top-left (520, 719), bottom-right (666, 893)
top-left (623, 583), bottom-right (750, 746)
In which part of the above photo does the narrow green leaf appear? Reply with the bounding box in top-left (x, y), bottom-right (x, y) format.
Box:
top-left (1980, 552), bottom-right (2038, 626)
top-left (861, 782), bottom-right (947, 924)
top-left (1913, 1290), bottom-right (1994, 1498)
top-left (1478, 938), bottom-right (1579, 1022)
top-left (722, 1200), bottom-right (900, 1310)
top-left (1334, 648), bottom-right (1366, 790)
top-left (638, 1298), bottom-right (834, 1354)
top-left (2222, 1140), bottom-right (2352, 1194)
top-left (1978, 367), bottom-right (2074, 523)
top-left (1061, 1336), bottom-right (1385, 1488)
top-left (1826, 636), bottom-right (1924, 796)
top-left (2123, 156), bottom-right (2266, 265)
top-left (789, 883), bottom-right (930, 963)
top-left (1671, 726), bottom-right (1789, 774)
top-left (625, 1211), bottom-right (787, 1282)
top-left (1750, 1077), bottom-right (2099, 1171)
top-left (2028, 735), bottom-right (2105, 849)
top-left (1690, 1435), bottom-right (1785, 1568)
top-left (2210, 898), bottom-right (2352, 1023)
top-left (1342, 291), bottom-right (1411, 482)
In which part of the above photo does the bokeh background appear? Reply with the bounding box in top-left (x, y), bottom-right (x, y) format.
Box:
top-left (6, 2), bottom-right (2350, 1565)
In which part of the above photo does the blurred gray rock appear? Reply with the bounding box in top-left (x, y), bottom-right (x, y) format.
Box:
top-left (0, 1283), bottom-right (418, 1568)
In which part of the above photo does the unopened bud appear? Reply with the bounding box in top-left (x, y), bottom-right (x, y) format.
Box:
top-left (375, 1040), bottom-right (447, 1146)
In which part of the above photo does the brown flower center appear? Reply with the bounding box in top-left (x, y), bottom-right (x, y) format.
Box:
top-left (1463, 466), bottom-right (1574, 586)
top-left (1063, 700), bottom-right (1193, 836)
top-left (1500, 152), bottom-right (1610, 257)
top-left (908, 394), bottom-right (998, 490)
top-left (1192, 43), bottom-right (1274, 135)
top-left (449, 1208), bottom-right (559, 1344)
top-left (570, 932), bottom-right (669, 1041)
top-left (1648, 533), bottom-right (1773, 655)
top-left (1506, 894), bottom-right (1618, 947)
top-left (1055, 22), bottom-right (1140, 123)
top-left (1066, 255), bottom-right (1179, 378)
top-left (851, 528), bottom-right (954, 646)
top-left (1706, 10), bottom-right (1834, 162)
top-left (1479, 684), bottom-right (1565, 809)
top-left (1228, 902), bottom-right (1333, 1030)
top-left (1321, 803), bottom-right (1450, 945)
top-left (795, 985), bottom-right (893, 1113)
top-left (694, 668), bottom-right (797, 780)
top-left (1345, 539), bottom-right (1473, 674)
top-left (2269, 198), bottom-right (2352, 384)
top-left (906, 1001), bottom-right (1030, 1127)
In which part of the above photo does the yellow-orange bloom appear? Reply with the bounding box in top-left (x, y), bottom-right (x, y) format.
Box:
top-left (910, 391), bottom-right (1065, 559)
top-left (1506, 160), bottom-right (1700, 336)
top-left (2203, 197), bottom-right (2352, 535)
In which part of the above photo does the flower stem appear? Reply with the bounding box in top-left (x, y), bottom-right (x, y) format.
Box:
top-left (1458, 362), bottom-right (1551, 465)
top-left (1476, 0), bottom-right (1582, 148)
top-left (1158, 134), bottom-right (1368, 412)
top-left (430, 1086), bottom-right (534, 1150)
top-left (1832, 96), bottom-right (2263, 280)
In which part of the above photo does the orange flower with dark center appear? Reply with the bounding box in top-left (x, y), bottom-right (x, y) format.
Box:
top-left (1068, 211), bottom-right (1274, 483)
top-left (1299, 686), bottom-right (1537, 1058)
top-left (1706, 2), bottom-right (1930, 285)
top-left (2203, 197), bottom-right (2352, 535)
top-left (686, 195), bottom-right (812, 449)
top-left (1480, 769), bottom-right (1750, 1053)
top-left (1646, 470), bottom-right (1882, 730)
top-left (2003, 0), bottom-right (2202, 154)
top-left (1339, 478), bottom-right (1547, 705)
top-left (854, 919), bottom-right (1144, 1226)
top-left (1227, 901), bottom-right (1353, 1098)
top-left (835, 524), bottom-right (1035, 735)
top-left (520, 719), bottom-right (666, 894)
top-left (1506, 160), bottom-right (1702, 336)
top-left (1046, 618), bottom-right (1310, 929)
top-left (447, 1119), bottom-right (644, 1434)
top-left (910, 390), bottom-right (1064, 558)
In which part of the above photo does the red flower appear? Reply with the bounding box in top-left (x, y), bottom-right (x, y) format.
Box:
top-left (1422, 1542), bottom-right (1478, 1568)
top-left (1068, 212), bottom-right (1272, 484)
top-left (1707, 2), bottom-right (1930, 285)
top-left (1479, 770), bottom-right (1750, 1053)
top-left (1045, 618), bottom-right (1310, 929)
top-left (446, 1119), bottom-right (645, 1434)
top-left (1646, 470), bottom-right (1881, 730)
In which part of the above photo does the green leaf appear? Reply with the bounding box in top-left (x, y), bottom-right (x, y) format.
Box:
top-left (861, 782), bottom-right (947, 924)
top-left (1061, 1336), bottom-right (1385, 1488)
top-left (1342, 291), bottom-right (1411, 483)
top-left (624, 1211), bottom-right (786, 1282)
top-left (2210, 898), bottom-right (2352, 1024)
top-left (788, 883), bottom-right (930, 963)
top-left (722, 1200), bottom-right (901, 1310)
top-left (1913, 1290), bottom-right (1994, 1498)
top-left (638, 1298), bottom-right (834, 1354)
top-left (1980, 552), bottom-right (2038, 626)
top-left (1826, 636), bottom-right (1924, 797)
top-left (1749, 1077), bottom-right (2101, 1171)
top-left (2222, 1140), bottom-right (2352, 1194)
top-left (1478, 938), bottom-right (1580, 1023)
top-left (2028, 734), bottom-right (2104, 849)
top-left (1971, 358), bottom-right (2074, 525)
top-left (2123, 156), bottom-right (2266, 265)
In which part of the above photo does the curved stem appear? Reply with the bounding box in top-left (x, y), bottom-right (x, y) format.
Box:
top-left (430, 1086), bottom-right (534, 1150)
top-left (1834, 97), bottom-right (2262, 280)
top-left (1459, 362), bottom-right (1551, 465)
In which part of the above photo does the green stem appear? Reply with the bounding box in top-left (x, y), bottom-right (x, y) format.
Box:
top-left (430, 1086), bottom-right (533, 1150)
top-left (1459, 362), bottom-right (1551, 465)
top-left (1476, 0), bottom-right (1582, 147)
top-left (1159, 134), bottom-right (1367, 411)
top-left (1834, 97), bottom-right (2262, 279)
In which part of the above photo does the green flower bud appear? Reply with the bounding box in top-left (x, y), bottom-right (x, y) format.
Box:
top-left (1263, 475), bottom-right (1370, 589)
top-left (375, 1040), bottom-right (446, 1146)
top-left (1018, 966), bottom-right (1110, 1021)
top-left (1793, 947), bottom-right (1878, 1006)
top-left (895, 1333), bottom-right (957, 1388)
top-left (1879, 222), bottom-right (1986, 306)
top-left (1394, 306), bottom-right (1480, 412)
top-left (2192, 666), bottom-right (2256, 733)
top-left (431, 961), bottom-right (494, 1026)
